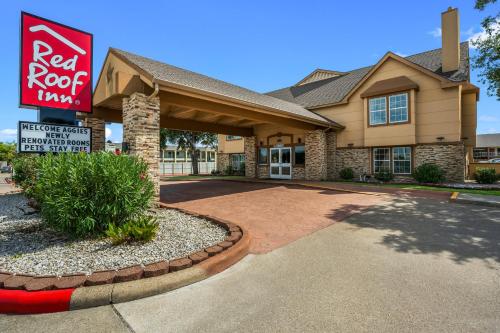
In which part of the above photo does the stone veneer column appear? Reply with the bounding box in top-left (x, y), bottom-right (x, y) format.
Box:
top-left (326, 131), bottom-right (337, 180)
top-left (122, 93), bottom-right (160, 195)
top-left (217, 153), bottom-right (230, 173)
top-left (305, 130), bottom-right (327, 180)
top-left (83, 117), bottom-right (105, 152)
top-left (244, 136), bottom-right (256, 178)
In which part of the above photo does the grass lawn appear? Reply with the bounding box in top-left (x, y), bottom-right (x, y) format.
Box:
top-left (161, 175), bottom-right (246, 181)
top-left (336, 182), bottom-right (500, 196)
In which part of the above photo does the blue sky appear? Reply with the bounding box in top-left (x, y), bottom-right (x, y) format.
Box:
top-left (1, 0), bottom-right (498, 142)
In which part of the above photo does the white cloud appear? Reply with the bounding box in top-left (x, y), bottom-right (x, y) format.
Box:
top-left (462, 27), bottom-right (475, 37)
top-left (395, 51), bottom-right (408, 57)
top-left (479, 115), bottom-right (499, 122)
top-left (467, 20), bottom-right (500, 49)
top-left (105, 127), bottom-right (112, 139)
top-left (0, 129), bottom-right (17, 136)
top-left (429, 27), bottom-right (442, 38)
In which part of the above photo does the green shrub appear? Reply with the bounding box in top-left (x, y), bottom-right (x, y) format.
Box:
top-left (412, 163), bottom-right (445, 183)
top-left (339, 167), bottom-right (354, 180)
top-left (106, 215), bottom-right (158, 245)
top-left (35, 152), bottom-right (154, 238)
top-left (12, 155), bottom-right (40, 198)
top-left (374, 171), bottom-right (394, 182)
top-left (475, 168), bottom-right (498, 184)
top-left (224, 165), bottom-right (234, 176)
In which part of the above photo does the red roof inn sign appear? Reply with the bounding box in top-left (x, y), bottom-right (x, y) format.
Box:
top-left (20, 12), bottom-right (93, 113)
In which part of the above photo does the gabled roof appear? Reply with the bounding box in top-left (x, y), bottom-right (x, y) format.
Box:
top-left (266, 42), bottom-right (470, 109)
top-left (109, 48), bottom-right (336, 127)
top-left (476, 134), bottom-right (500, 148)
top-left (295, 69), bottom-right (345, 86)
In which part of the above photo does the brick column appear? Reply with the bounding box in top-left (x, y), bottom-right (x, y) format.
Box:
top-left (305, 130), bottom-right (327, 181)
top-left (244, 136), bottom-right (256, 178)
top-left (123, 93), bottom-right (160, 195)
top-left (83, 117), bottom-right (105, 152)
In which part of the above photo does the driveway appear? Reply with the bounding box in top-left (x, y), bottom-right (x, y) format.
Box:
top-left (160, 180), bottom-right (387, 253)
top-left (4, 195), bottom-right (499, 332)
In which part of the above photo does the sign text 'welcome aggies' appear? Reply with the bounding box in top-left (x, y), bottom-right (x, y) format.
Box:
top-left (18, 121), bottom-right (91, 153)
top-left (19, 12), bottom-right (93, 113)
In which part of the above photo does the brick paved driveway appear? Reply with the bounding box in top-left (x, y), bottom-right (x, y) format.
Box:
top-left (160, 180), bottom-right (387, 253)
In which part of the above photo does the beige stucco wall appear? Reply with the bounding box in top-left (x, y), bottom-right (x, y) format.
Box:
top-left (461, 92), bottom-right (477, 147)
top-left (253, 124), bottom-right (306, 145)
top-left (217, 134), bottom-right (244, 154)
top-left (315, 58), bottom-right (464, 148)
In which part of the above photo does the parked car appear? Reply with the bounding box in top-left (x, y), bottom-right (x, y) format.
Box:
top-left (479, 158), bottom-right (500, 163)
top-left (0, 165), bottom-right (12, 173)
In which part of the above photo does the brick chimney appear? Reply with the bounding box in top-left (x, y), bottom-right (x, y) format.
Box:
top-left (441, 7), bottom-right (460, 72)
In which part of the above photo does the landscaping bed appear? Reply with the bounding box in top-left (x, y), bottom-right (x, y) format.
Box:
top-left (0, 193), bottom-right (227, 277)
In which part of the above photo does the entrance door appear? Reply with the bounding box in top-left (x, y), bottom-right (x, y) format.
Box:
top-left (270, 147), bottom-right (292, 179)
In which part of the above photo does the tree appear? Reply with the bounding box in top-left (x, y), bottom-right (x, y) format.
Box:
top-left (0, 143), bottom-right (16, 164)
top-left (472, 0), bottom-right (499, 99)
top-left (160, 129), bottom-right (217, 175)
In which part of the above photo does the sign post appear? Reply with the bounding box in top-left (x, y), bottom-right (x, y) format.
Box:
top-left (18, 12), bottom-right (93, 153)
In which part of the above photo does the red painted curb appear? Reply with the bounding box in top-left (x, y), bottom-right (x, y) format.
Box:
top-left (0, 288), bottom-right (74, 314)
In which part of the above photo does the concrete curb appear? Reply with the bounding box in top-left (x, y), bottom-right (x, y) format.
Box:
top-left (1, 207), bottom-right (251, 314)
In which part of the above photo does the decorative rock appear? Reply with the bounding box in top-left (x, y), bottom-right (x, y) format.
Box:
top-left (189, 251), bottom-right (209, 264)
top-left (217, 241), bottom-right (233, 250)
top-left (85, 270), bottom-right (116, 286)
top-left (205, 245), bottom-right (223, 257)
top-left (3, 274), bottom-right (34, 290)
top-left (143, 261), bottom-right (169, 278)
top-left (228, 226), bottom-right (241, 233)
top-left (55, 274), bottom-right (87, 289)
top-left (169, 258), bottom-right (192, 272)
top-left (24, 276), bottom-right (58, 291)
top-left (114, 265), bottom-right (143, 283)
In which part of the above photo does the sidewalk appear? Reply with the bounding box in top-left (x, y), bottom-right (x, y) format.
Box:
top-left (452, 192), bottom-right (500, 207)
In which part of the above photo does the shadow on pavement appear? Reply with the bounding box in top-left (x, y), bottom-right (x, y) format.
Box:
top-left (338, 197), bottom-right (500, 266)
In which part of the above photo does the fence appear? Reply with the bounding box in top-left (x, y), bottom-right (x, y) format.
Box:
top-left (468, 162), bottom-right (500, 178)
top-left (159, 162), bottom-right (216, 175)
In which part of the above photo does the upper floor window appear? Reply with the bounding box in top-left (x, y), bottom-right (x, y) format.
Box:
top-left (369, 97), bottom-right (386, 125)
top-left (368, 92), bottom-right (409, 126)
top-left (226, 135), bottom-right (242, 141)
top-left (389, 93), bottom-right (408, 123)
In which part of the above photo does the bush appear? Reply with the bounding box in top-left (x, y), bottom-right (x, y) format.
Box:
top-left (412, 163), bottom-right (445, 183)
top-left (339, 167), bottom-right (354, 180)
top-left (475, 168), bottom-right (498, 184)
top-left (12, 155), bottom-right (40, 198)
top-left (106, 215), bottom-right (158, 245)
top-left (35, 152), bottom-right (155, 238)
top-left (224, 165), bottom-right (234, 176)
top-left (374, 171), bottom-right (394, 182)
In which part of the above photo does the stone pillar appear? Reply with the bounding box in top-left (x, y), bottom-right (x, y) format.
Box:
top-left (122, 93), bottom-right (160, 195)
top-left (217, 153), bottom-right (230, 173)
top-left (244, 136), bottom-right (256, 178)
top-left (326, 131), bottom-right (337, 180)
top-left (305, 130), bottom-right (327, 181)
top-left (83, 117), bottom-right (105, 152)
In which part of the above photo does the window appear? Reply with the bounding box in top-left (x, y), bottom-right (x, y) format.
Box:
top-left (369, 92), bottom-right (409, 126)
top-left (373, 147), bottom-right (412, 174)
top-left (176, 151), bottom-right (185, 159)
top-left (231, 154), bottom-right (245, 170)
top-left (165, 151), bottom-right (175, 160)
top-left (373, 148), bottom-right (391, 172)
top-left (389, 93), bottom-right (408, 123)
top-left (369, 97), bottom-right (387, 125)
top-left (200, 151), bottom-right (206, 161)
top-left (392, 147), bottom-right (411, 174)
top-left (226, 135), bottom-right (242, 141)
top-left (294, 145), bottom-right (305, 165)
top-left (207, 151), bottom-right (215, 162)
top-left (258, 147), bottom-right (268, 164)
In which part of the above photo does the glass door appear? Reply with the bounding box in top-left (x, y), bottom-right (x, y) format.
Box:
top-left (269, 147), bottom-right (292, 179)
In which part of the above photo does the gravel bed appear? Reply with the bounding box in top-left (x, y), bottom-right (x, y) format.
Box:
top-left (0, 193), bottom-right (227, 276)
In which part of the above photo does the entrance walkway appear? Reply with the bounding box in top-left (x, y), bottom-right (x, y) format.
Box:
top-left (160, 180), bottom-right (387, 253)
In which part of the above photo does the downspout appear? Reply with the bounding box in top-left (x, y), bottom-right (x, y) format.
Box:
top-left (148, 81), bottom-right (160, 99)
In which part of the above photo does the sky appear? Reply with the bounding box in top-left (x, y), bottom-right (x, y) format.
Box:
top-left (0, 0), bottom-right (498, 143)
